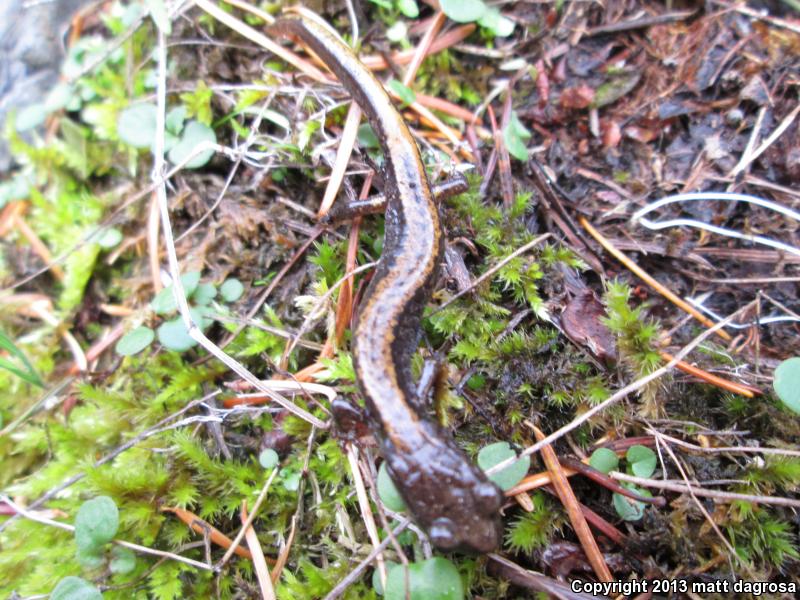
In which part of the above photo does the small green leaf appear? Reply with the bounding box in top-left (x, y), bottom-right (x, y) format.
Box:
top-left (51, 576), bottom-right (103, 600)
top-left (168, 120), bottom-right (216, 168)
top-left (613, 484), bottom-right (651, 521)
top-left (386, 22), bottom-right (408, 43)
top-left (110, 546), bottom-right (137, 574)
top-left (377, 462), bottom-right (407, 512)
top-left (117, 103), bottom-right (158, 148)
top-left (75, 496), bottom-right (119, 552)
top-left (589, 448), bottom-right (619, 474)
top-left (502, 111), bottom-right (532, 162)
top-left (220, 278), bottom-right (245, 302)
top-left (192, 282), bottom-right (217, 306)
top-left (15, 103), bottom-right (48, 132)
top-left (165, 105), bottom-right (187, 134)
top-left (76, 546), bottom-right (105, 569)
top-left (97, 228), bottom-right (123, 249)
top-left (145, 0), bottom-right (171, 34)
top-left (45, 84), bottom-right (77, 112)
top-left (151, 272), bottom-right (202, 315)
top-left (774, 357), bottom-right (800, 414)
top-left (626, 445), bottom-right (657, 478)
top-left (157, 318), bottom-right (197, 352)
top-left (259, 449), bottom-right (279, 469)
top-left (298, 120), bottom-right (321, 152)
top-left (282, 470), bottom-right (301, 492)
top-left (478, 8), bottom-right (515, 37)
top-left (477, 442), bottom-right (530, 491)
top-left (373, 561), bottom-right (399, 595)
top-left (384, 557), bottom-right (464, 600)
top-left (115, 326), bottom-right (155, 356)
top-left (0, 329), bottom-right (44, 387)
top-left (440, 0), bottom-right (487, 23)
top-left (388, 80), bottom-right (417, 107)
top-left (357, 123), bottom-right (380, 149)
top-left (397, 0), bottom-right (419, 19)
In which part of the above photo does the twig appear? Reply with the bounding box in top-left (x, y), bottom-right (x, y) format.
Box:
top-left (610, 473), bottom-right (800, 509)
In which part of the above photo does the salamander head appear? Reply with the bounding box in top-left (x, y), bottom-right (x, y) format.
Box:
top-left (381, 423), bottom-right (504, 553)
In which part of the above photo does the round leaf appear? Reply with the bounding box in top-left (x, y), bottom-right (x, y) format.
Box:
top-left (440, 0), bottom-right (487, 23)
top-left (117, 103), bottom-right (158, 148)
top-left (15, 103), bottom-right (48, 132)
top-left (774, 357), bottom-right (800, 414)
top-left (397, 0), bottom-right (419, 18)
top-left (282, 470), bottom-right (301, 492)
top-left (502, 112), bottom-right (532, 162)
top-left (192, 282), bottom-right (217, 305)
top-left (377, 462), bottom-right (407, 512)
top-left (75, 496), bottom-right (119, 551)
top-left (220, 278), bottom-right (244, 302)
top-left (168, 120), bottom-right (216, 168)
top-left (478, 8), bottom-right (515, 37)
top-left (51, 576), bottom-right (103, 600)
top-left (385, 557), bottom-right (464, 600)
top-left (97, 227), bottom-right (123, 249)
top-left (110, 546), bottom-right (137, 574)
top-left (157, 317), bottom-right (197, 352)
top-left (613, 484), bottom-right (651, 522)
top-left (373, 561), bottom-right (399, 595)
top-left (588, 448), bottom-right (619, 474)
top-left (477, 441), bottom-right (530, 491)
top-left (626, 445), bottom-right (657, 478)
top-left (259, 449), bottom-right (279, 469)
top-left (151, 272), bottom-right (202, 315)
top-left (76, 547), bottom-right (104, 569)
top-left (115, 326), bottom-right (155, 356)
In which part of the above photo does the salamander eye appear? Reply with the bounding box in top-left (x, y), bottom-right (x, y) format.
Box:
top-left (429, 518), bottom-right (458, 550)
top-left (474, 481), bottom-right (502, 513)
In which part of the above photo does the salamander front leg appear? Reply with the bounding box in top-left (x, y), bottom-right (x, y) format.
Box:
top-left (322, 173), bottom-right (469, 223)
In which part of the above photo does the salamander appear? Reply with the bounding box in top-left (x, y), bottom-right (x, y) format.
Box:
top-left (269, 16), bottom-right (503, 553)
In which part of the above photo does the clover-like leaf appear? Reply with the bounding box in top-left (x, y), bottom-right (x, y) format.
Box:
top-left (502, 111), bottom-right (532, 162)
top-left (117, 103), bottom-right (158, 148)
top-left (259, 449), bottom-right (279, 470)
top-left (384, 557), bottom-right (464, 600)
top-left (774, 357), bottom-right (800, 415)
top-left (377, 462), bottom-right (407, 512)
top-left (51, 576), bottom-right (103, 600)
top-left (613, 484), bottom-right (651, 521)
top-left (440, 0), bottom-right (486, 23)
top-left (589, 447), bottom-right (619, 474)
top-left (168, 120), bottom-right (216, 168)
top-left (477, 441), bottom-right (530, 491)
top-left (220, 278), bottom-right (244, 302)
top-left (110, 546), bottom-right (137, 574)
top-left (75, 496), bottom-right (119, 553)
top-left (626, 445), bottom-right (657, 478)
top-left (115, 326), bottom-right (155, 356)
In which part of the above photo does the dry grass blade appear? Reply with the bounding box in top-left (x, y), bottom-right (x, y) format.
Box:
top-left (319, 103), bottom-right (362, 217)
top-left (533, 425), bottom-right (613, 583)
top-left (241, 502), bottom-right (276, 600)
